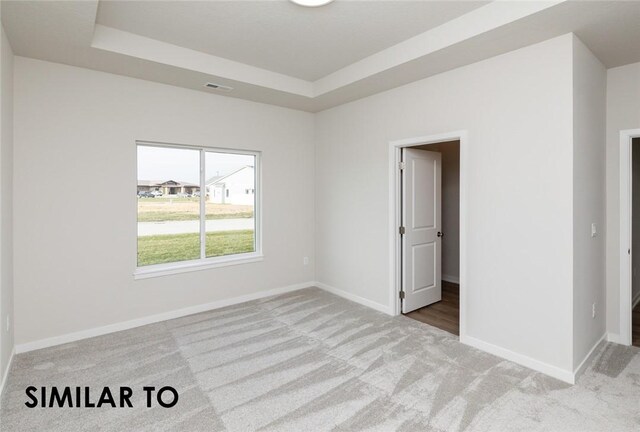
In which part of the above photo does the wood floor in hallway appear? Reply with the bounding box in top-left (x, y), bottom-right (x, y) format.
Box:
top-left (633, 300), bottom-right (640, 347)
top-left (404, 281), bottom-right (459, 336)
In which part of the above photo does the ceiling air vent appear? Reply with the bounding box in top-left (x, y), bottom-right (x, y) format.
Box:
top-left (204, 82), bottom-right (233, 92)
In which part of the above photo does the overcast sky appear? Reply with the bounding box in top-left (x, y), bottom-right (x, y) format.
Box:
top-left (137, 146), bottom-right (254, 184)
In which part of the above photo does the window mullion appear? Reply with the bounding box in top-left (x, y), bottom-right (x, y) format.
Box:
top-left (199, 149), bottom-right (206, 260)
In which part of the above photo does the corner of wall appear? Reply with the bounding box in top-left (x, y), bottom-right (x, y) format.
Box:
top-left (571, 34), bottom-right (607, 370)
top-left (0, 20), bottom-right (16, 394)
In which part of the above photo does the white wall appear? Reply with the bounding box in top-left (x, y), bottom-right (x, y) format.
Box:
top-left (571, 36), bottom-right (606, 370)
top-left (13, 57), bottom-right (315, 346)
top-left (0, 21), bottom-right (15, 387)
top-left (436, 142), bottom-right (459, 282)
top-left (605, 62), bottom-right (640, 336)
top-left (441, 144), bottom-right (459, 282)
top-left (315, 35), bottom-right (575, 374)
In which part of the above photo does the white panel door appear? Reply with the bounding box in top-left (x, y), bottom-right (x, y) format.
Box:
top-left (402, 148), bottom-right (442, 313)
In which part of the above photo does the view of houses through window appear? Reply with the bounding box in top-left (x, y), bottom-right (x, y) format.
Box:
top-left (137, 143), bottom-right (257, 267)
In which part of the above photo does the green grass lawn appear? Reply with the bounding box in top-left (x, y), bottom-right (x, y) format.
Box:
top-left (137, 230), bottom-right (255, 266)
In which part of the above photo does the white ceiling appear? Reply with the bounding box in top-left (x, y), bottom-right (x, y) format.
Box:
top-left (2, 1), bottom-right (640, 112)
top-left (96, 1), bottom-right (488, 81)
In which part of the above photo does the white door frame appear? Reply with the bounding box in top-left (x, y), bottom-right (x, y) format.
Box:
top-left (388, 130), bottom-right (468, 339)
top-left (619, 128), bottom-right (640, 346)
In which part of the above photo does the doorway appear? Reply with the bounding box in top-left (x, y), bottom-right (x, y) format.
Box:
top-left (631, 136), bottom-right (640, 346)
top-left (389, 131), bottom-right (467, 338)
top-left (619, 129), bottom-right (640, 346)
top-left (402, 142), bottom-right (460, 334)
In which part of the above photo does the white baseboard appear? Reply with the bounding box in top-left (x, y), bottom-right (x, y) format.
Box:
top-left (0, 347), bottom-right (15, 406)
top-left (573, 333), bottom-right (606, 380)
top-left (606, 332), bottom-right (626, 345)
top-left (460, 334), bottom-right (575, 384)
top-left (442, 274), bottom-right (459, 284)
top-left (15, 281), bottom-right (315, 354)
top-left (314, 281), bottom-right (393, 315)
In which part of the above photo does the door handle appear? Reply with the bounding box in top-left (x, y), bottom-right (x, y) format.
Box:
top-left (437, 231), bottom-right (444, 237)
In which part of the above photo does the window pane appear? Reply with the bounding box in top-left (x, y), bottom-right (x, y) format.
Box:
top-left (204, 151), bottom-right (256, 258)
top-left (137, 145), bottom-right (201, 266)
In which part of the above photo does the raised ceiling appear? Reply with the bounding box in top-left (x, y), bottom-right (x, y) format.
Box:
top-left (96, 1), bottom-right (488, 81)
top-left (2, 1), bottom-right (640, 112)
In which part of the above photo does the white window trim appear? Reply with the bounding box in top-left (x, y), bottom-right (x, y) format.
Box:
top-left (134, 253), bottom-right (264, 280)
top-left (134, 141), bottom-right (262, 279)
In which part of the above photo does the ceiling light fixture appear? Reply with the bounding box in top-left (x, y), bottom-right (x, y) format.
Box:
top-left (290, 0), bottom-right (335, 7)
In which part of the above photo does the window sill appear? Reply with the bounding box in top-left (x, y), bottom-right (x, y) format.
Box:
top-left (134, 253), bottom-right (264, 280)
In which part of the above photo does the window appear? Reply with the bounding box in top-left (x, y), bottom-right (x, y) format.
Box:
top-left (135, 142), bottom-right (261, 277)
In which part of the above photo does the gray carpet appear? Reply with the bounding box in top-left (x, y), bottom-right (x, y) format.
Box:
top-left (1, 287), bottom-right (639, 431)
